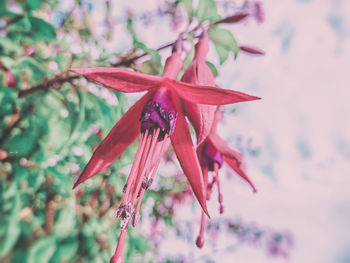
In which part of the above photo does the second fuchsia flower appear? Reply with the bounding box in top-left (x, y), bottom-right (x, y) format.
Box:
top-left (195, 108), bottom-right (257, 248)
top-left (181, 30), bottom-right (216, 145)
top-left (70, 34), bottom-right (260, 263)
top-left (178, 32), bottom-right (257, 249)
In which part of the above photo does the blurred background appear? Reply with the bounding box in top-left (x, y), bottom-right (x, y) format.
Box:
top-left (0, 0), bottom-right (349, 263)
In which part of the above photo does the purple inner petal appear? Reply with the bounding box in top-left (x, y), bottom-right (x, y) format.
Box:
top-left (140, 89), bottom-right (177, 139)
top-left (201, 141), bottom-right (224, 171)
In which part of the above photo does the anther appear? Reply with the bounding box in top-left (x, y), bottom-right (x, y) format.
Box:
top-left (116, 202), bottom-right (133, 220)
top-left (220, 204), bottom-right (224, 214)
top-left (131, 211), bottom-right (140, 227)
top-left (141, 177), bottom-right (153, 190)
top-left (122, 184), bottom-right (127, 193)
top-left (120, 217), bottom-right (129, 230)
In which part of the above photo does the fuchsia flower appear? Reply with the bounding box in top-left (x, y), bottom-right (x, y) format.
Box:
top-left (195, 108), bottom-right (257, 248)
top-left (70, 36), bottom-right (259, 262)
top-left (181, 30), bottom-right (216, 145)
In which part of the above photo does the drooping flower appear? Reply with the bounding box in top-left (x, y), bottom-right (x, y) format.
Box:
top-left (70, 36), bottom-right (259, 262)
top-left (195, 108), bottom-right (257, 248)
top-left (181, 30), bottom-right (216, 145)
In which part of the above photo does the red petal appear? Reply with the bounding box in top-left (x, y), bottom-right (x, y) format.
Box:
top-left (193, 32), bottom-right (210, 62)
top-left (185, 103), bottom-right (215, 145)
top-left (73, 91), bottom-right (155, 188)
top-left (181, 61), bottom-right (215, 145)
top-left (170, 92), bottom-right (209, 217)
top-left (170, 79), bottom-right (261, 105)
top-left (224, 156), bottom-right (257, 193)
top-left (69, 67), bottom-right (162, 92)
top-left (162, 53), bottom-right (183, 79)
top-left (209, 133), bottom-right (243, 163)
top-left (209, 107), bottom-right (223, 134)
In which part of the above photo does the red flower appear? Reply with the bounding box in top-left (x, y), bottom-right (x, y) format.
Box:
top-left (195, 108), bottom-right (257, 248)
top-left (70, 37), bottom-right (259, 262)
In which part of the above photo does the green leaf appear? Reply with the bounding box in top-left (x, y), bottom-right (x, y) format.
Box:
top-left (0, 0), bottom-right (7, 12)
top-left (50, 236), bottom-right (78, 263)
top-left (4, 129), bottom-right (37, 157)
top-left (125, 229), bottom-right (149, 261)
top-left (213, 43), bottom-right (229, 64)
top-left (196, 0), bottom-right (221, 23)
top-left (41, 92), bottom-right (71, 153)
top-left (27, 0), bottom-right (42, 11)
top-left (55, 52), bottom-right (71, 71)
top-left (1, 182), bottom-right (16, 200)
top-left (0, 9), bottom-right (18, 19)
top-left (11, 57), bottom-right (46, 85)
top-left (182, 0), bottom-right (193, 20)
top-left (28, 16), bottom-right (56, 42)
top-left (206, 61), bottom-right (218, 76)
top-left (59, 89), bottom-right (86, 152)
top-left (0, 193), bottom-right (21, 258)
top-left (7, 16), bottom-right (31, 32)
top-left (0, 56), bottom-right (15, 69)
top-left (163, 215), bottom-right (174, 226)
top-left (209, 26), bottom-right (238, 64)
top-left (138, 59), bottom-right (162, 75)
top-left (27, 236), bottom-right (56, 263)
top-left (0, 87), bottom-right (16, 117)
top-left (53, 201), bottom-right (76, 237)
top-left (0, 36), bottom-right (23, 57)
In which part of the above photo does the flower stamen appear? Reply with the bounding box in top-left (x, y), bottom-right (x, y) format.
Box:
top-left (148, 137), bottom-right (170, 184)
top-left (129, 128), bottom-right (160, 204)
top-left (214, 162), bottom-right (224, 214)
top-left (133, 136), bottom-right (170, 226)
top-left (122, 129), bottom-right (149, 198)
top-left (202, 166), bottom-right (210, 200)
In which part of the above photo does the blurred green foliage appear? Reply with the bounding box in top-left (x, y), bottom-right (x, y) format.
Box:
top-left (0, 0), bottom-right (249, 262)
